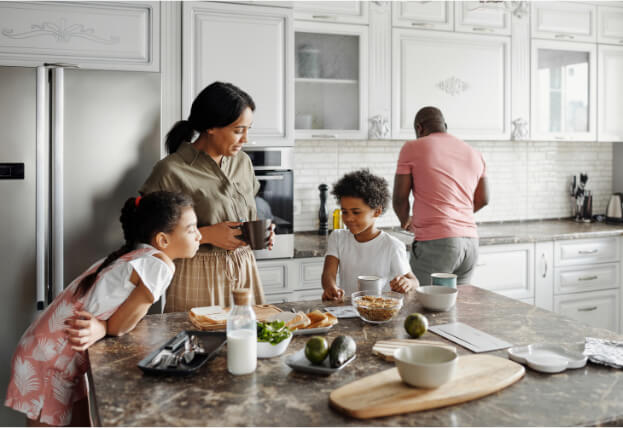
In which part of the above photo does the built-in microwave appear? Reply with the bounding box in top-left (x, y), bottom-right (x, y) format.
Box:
top-left (244, 147), bottom-right (294, 259)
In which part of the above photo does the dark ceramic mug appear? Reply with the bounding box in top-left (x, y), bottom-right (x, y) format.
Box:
top-left (240, 219), bottom-right (272, 250)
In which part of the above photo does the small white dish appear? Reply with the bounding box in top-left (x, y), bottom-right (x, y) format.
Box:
top-left (416, 286), bottom-right (458, 312)
top-left (507, 343), bottom-right (587, 373)
top-left (257, 332), bottom-right (292, 359)
top-left (285, 348), bottom-right (355, 375)
top-left (394, 345), bottom-right (458, 388)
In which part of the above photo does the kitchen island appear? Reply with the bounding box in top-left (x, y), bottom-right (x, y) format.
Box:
top-left (88, 285), bottom-right (623, 426)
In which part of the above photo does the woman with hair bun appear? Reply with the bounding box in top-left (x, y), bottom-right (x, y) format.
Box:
top-left (139, 81), bottom-right (271, 312)
top-left (4, 191), bottom-right (200, 426)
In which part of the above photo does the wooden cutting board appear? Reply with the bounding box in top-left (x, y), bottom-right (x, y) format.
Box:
top-left (329, 354), bottom-right (524, 419)
top-left (372, 339), bottom-right (456, 362)
top-left (189, 304), bottom-right (282, 331)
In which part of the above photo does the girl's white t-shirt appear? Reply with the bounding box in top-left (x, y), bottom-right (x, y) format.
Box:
top-left (81, 244), bottom-right (174, 319)
top-left (326, 229), bottom-right (411, 296)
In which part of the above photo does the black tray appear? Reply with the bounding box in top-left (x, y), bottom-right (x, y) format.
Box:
top-left (137, 330), bottom-right (226, 376)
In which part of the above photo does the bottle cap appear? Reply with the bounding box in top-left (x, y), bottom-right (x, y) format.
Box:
top-left (232, 288), bottom-right (251, 306)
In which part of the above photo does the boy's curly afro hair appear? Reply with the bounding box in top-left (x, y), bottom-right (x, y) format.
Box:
top-left (331, 169), bottom-right (390, 214)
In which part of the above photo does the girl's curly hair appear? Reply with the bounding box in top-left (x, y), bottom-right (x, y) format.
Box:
top-left (331, 169), bottom-right (390, 213)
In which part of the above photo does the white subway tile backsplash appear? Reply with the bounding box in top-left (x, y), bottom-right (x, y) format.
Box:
top-left (293, 139), bottom-right (613, 232)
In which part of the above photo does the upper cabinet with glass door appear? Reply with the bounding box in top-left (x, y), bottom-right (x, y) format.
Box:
top-left (531, 41), bottom-right (596, 141)
top-left (531, 2), bottom-right (596, 42)
top-left (294, 21), bottom-right (368, 139)
top-left (293, 1), bottom-right (368, 24)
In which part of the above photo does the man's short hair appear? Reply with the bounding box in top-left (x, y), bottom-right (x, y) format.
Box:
top-left (414, 106), bottom-right (446, 131)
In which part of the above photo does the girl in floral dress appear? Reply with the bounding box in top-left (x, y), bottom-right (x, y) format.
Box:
top-left (5, 191), bottom-right (201, 426)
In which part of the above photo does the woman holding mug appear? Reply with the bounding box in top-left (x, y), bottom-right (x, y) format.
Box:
top-left (140, 81), bottom-right (271, 311)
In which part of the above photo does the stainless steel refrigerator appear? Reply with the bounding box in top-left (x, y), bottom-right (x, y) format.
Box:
top-left (0, 65), bottom-right (160, 425)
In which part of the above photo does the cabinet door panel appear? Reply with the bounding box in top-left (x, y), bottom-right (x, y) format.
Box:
top-left (531, 40), bottom-right (596, 141)
top-left (531, 2), bottom-right (596, 42)
top-left (554, 289), bottom-right (619, 332)
top-left (471, 243), bottom-right (534, 300)
top-left (257, 263), bottom-right (288, 293)
top-left (183, 2), bottom-right (293, 146)
top-left (392, 1), bottom-right (453, 31)
top-left (554, 263), bottom-right (620, 295)
top-left (294, 1), bottom-right (368, 24)
top-left (598, 45), bottom-right (623, 142)
top-left (597, 6), bottom-right (623, 45)
top-left (0, 2), bottom-right (159, 70)
top-left (299, 259), bottom-right (323, 287)
top-left (455, 2), bottom-right (511, 36)
top-left (392, 29), bottom-right (509, 140)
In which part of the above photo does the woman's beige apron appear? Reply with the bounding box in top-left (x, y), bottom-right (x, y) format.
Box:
top-left (164, 246), bottom-right (265, 312)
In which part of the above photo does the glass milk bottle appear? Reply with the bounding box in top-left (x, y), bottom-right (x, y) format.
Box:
top-left (226, 289), bottom-right (257, 375)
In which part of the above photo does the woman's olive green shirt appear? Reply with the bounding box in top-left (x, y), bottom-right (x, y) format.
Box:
top-left (139, 142), bottom-right (260, 232)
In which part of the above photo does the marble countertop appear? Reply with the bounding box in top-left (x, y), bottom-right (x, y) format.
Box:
top-left (88, 286), bottom-right (623, 426)
top-left (294, 219), bottom-right (623, 258)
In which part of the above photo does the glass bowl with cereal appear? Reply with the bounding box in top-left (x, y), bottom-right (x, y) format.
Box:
top-left (351, 291), bottom-right (404, 324)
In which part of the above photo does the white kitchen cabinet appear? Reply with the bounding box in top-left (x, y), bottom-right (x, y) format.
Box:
top-left (256, 259), bottom-right (294, 304)
top-left (597, 6), bottom-right (623, 46)
top-left (598, 45), bottom-right (623, 142)
top-left (531, 40), bottom-right (596, 141)
top-left (471, 243), bottom-right (535, 301)
top-left (554, 289), bottom-right (620, 333)
top-left (531, 2), bottom-right (596, 43)
top-left (0, 1), bottom-right (159, 71)
top-left (294, 21), bottom-right (368, 139)
top-left (183, 2), bottom-right (294, 146)
top-left (293, 1), bottom-right (368, 25)
top-left (454, 1), bottom-right (511, 36)
top-left (392, 1), bottom-right (454, 31)
top-left (392, 29), bottom-right (510, 140)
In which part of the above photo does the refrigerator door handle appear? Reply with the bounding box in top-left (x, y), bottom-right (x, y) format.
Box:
top-left (51, 67), bottom-right (64, 299)
top-left (35, 66), bottom-right (48, 310)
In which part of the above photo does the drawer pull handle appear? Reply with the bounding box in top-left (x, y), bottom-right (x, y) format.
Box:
top-left (411, 22), bottom-right (433, 28)
top-left (578, 275), bottom-right (598, 281)
top-left (554, 34), bottom-right (575, 39)
top-left (578, 306), bottom-right (597, 312)
top-left (541, 253), bottom-right (548, 278)
top-left (311, 134), bottom-right (337, 139)
top-left (472, 27), bottom-right (494, 32)
top-left (312, 15), bottom-right (336, 20)
top-left (578, 249), bottom-right (598, 255)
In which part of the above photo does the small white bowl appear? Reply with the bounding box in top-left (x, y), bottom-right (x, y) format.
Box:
top-left (416, 286), bottom-right (458, 312)
top-left (394, 345), bottom-right (458, 388)
top-left (257, 332), bottom-right (292, 359)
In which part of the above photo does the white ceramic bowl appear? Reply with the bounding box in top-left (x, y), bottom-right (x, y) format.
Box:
top-left (394, 345), bottom-right (458, 388)
top-left (257, 332), bottom-right (292, 359)
top-left (416, 286), bottom-right (458, 312)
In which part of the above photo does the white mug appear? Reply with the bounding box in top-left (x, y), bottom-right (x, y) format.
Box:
top-left (357, 275), bottom-right (384, 295)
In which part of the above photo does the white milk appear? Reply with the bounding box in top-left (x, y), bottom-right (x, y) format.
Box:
top-left (227, 329), bottom-right (257, 375)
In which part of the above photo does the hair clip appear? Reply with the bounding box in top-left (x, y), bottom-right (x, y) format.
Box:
top-left (135, 196), bottom-right (142, 207)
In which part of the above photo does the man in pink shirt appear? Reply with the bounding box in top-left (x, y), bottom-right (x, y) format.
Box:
top-left (393, 107), bottom-right (490, 285)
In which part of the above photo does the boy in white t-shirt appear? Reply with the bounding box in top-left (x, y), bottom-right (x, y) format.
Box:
top-left (321, 169), bottom-right (419, 300)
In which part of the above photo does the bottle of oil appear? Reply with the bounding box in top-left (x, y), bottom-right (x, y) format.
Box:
top-left (332, 208), bottom-right (342, 230)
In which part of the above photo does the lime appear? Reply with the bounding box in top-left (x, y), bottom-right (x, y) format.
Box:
top-left (305, 336), bottom-right (329, 365)
top-left (404, 313), bottom-right (429, 338)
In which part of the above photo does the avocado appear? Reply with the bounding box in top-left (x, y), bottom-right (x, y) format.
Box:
top-left (329, 335), bottom-right (357, 368)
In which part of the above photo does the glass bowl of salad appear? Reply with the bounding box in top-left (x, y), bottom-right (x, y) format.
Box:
top-left (256, 320), bottom-right (293, 358)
